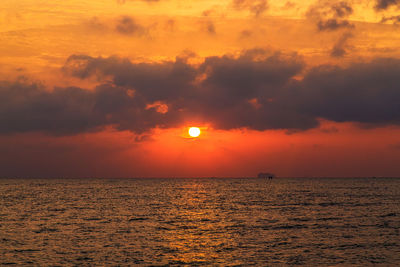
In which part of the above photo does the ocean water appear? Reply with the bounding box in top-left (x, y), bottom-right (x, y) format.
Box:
top-left (0, 178), bottom-right (399, 266)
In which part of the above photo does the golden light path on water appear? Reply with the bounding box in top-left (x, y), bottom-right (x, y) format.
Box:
top-left (1, 178), bottom-right (399, 265)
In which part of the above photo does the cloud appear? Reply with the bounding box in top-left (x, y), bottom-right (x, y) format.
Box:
top-left (330, 32), bottom-right (353, 57)
top-left (86, 16), bottom-right (107, 31)
top-left (381, 15), bottom-right (400, 23)
top-left (306, 1), bottom-right (356, 57)
top-left (317, 19), bottom-right (354, 31)
top-left (2, 51), bottom-right (400, 136)
top-left (292, 58), bottom-right (400, 125)
top-left (375, 0), bottom-right (400, 10)
top-left (232, 0), bottom-right (268, 17)
top-left (330, 1), bottom-right (353, 17)
top-left (200, 20), bottom-right (216, 35)
top-left (307, 1), bottom-right (354, 31)
top-left (0, 80), bottom-right (182, 135)
top-left (0, 81), bottom-right (96, 135)
top-left (63, 54), bottom-right (198, 102)
top-left (115, 16), bottom-right (146, 35)
top-left (192, 50), bottom-right (312, 131)
top-left (83, 16), bottom-right (150, 36)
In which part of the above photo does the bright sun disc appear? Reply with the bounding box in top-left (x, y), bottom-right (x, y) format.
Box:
top-left (188, 127), bottom-right (201, 137)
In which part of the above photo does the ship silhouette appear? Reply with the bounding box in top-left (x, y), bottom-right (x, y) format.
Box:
top-left (257, 172), bottom-right (275, 179)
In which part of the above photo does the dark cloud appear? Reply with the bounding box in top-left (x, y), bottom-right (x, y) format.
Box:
top-left (191, 50), bottom-right (312, 131)
top-left (86, 16), bottom-right (106, 31)
top-left (375, 0), bottom-right (400, 10)
top-left (317, 19), bottom-right (354, 31)
top-left (307, 1), bottom-right (355, 57)
top-left (307, 1), bottom-right (354, 31)
top-left (83, 16), bottom-right (149, 36)
top-left (232, 0), bottom-right (268, 17)
top-left (331, 1), bottom-right (353, 17)
top-left (63, 54), bottom-right (197, 102)
top-left (199, 20), bottom-right (216, 35)
top-left (0, 81), bottom-right (95, 135)
top-left (330, 32), bottom-right (353, 57)
top-left (292, 58), bottom-right (400, 125)
top-left (115, 16), bottom-right (145, 35)
top-left (2, 52), bottom-right (400, 136)
top-left (381, 15), bottom-right (400, 23)
top-left (0, 80), bottom-right (182, 135)
top-left (200, 50), bottom-right (302, 102)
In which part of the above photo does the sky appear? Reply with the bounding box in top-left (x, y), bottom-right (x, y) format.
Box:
top-left (1, 0), bottom-right (400, 178)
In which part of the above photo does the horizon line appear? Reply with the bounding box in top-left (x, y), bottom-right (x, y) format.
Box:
top-left (1, 176), bottom-right (399, 179)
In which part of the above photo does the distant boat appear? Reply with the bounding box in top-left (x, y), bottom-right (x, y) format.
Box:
top-left (257, 172), bottom-right (275, 179)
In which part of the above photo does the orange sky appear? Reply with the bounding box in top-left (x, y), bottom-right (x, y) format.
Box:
top-left (1, 0), bottom-right (400, 177)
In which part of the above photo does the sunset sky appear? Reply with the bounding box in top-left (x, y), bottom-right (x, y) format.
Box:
top-left (1, 0), bottom-right (400, 177)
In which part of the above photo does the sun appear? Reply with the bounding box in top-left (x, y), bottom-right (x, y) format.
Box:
top-left (188, 127), bottom-right (201, 138)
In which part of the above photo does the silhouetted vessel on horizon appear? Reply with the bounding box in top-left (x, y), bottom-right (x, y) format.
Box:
top-left (257, 172), bottom-right (275, 179)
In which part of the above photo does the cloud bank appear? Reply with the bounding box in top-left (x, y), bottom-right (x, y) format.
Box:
top-left (1, 51), bottom-right (400, 135)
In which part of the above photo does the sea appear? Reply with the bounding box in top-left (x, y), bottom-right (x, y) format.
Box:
top-left (0, 177), bottom-right (399, 266)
